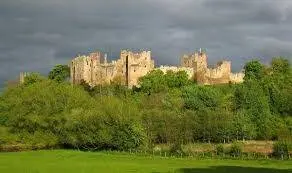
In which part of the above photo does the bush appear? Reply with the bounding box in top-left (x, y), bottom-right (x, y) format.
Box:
top-left (229, 142), bottom-right (243, 157)
top-left (59, 96), bottom-right (146, 151)
top-left (216, 144), bottom-right (224, 155)
top-left (183, 86), bottom-right (223, 110)
top-left (169, 142), bottom-right (184, 156)
top-left (1, 80), bottom-right (146, 151)
top-left (0, 126), bottom-right (18, 145)
top-left (272, 141), bottom-right (289, 160)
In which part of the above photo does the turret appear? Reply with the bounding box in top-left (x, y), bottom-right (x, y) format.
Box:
top-left (104, 53), bottom-right (108, 64)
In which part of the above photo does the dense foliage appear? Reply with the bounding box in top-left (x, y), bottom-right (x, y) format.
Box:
top-left (48, 64), bottom-right (70, 82)
top-left (0, 57), bottom-right (291, 152)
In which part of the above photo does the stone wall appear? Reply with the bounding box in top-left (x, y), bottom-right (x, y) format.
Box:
top-left (181, 51), bottom-right (244, 85)
top-left (70, 49), bottom-right (244, 87)
top-left (19, 72), bottom-right (30, 84)
top-left (70, 50), bottom-right (154, 88)
top-left (230, 72), bottom-right (245, 83)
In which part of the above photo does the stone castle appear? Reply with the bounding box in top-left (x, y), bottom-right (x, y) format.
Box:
top-left (71, 50), bottom-right (154, 87)
top-left (160, 49), bottom-right (244, 85)
top-left (70, 49), bottom-right (244, 87)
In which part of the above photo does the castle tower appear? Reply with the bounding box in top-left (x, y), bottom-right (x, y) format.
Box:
top-left (19, 72), bottom-right (27, 84)
top-left (119, 50), bottom-right (154, 88)
top-left (194, 49), bottom-right (208, 84)
top-left (70, 51), bottom-right (102, 86)
top-left (104, 53), bottom-right (108, 64)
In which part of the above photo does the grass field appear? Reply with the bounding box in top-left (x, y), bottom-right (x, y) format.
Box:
top-left (0, 150), bottom-right (291, 173)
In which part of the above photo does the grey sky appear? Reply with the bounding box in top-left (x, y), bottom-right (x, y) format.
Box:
top-left (1, 0), bottom-right (292, 86)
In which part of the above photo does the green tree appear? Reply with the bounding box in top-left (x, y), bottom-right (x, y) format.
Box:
top-left (48, 64), bottom-right (70, 82)
top-left (182, 85), bottom-right (222, 111)
top-left (165, 70), bottom-right (189, 88)
top-left (232, 110), bottom-right (257, 141)
top-left (244, 60), bottom-right (265, 81)
top-left (271, 57), bottom-right (290, 75)
top-left (233, 80), bottom-right (274, 139)
top-left (22, 72), bottom-right (46, 86)
top-left (263, 57), bottom-right (292, 116)
top-left (138, 70), bottom-right (167, 94)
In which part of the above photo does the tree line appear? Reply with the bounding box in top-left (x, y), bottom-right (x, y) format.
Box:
top-left (0, 58), bottom-right (291, 151)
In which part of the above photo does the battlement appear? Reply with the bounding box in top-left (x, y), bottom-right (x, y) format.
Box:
top-left (180, 50), bottom-right (243, 85)
top-left (70, 49), bottom-right (244, 87)
top-left (70, 50), bottom-right (154, 88)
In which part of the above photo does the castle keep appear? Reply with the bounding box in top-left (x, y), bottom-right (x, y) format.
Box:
top-left (70, 49), bottom-right (244, 87)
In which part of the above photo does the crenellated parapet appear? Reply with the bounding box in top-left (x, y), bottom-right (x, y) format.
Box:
top-left (70, 50), bottom-right (154, 88)
top-left (180, 50), bottom-right (244, 85)
top-left (70, 48), bottom-right (243, 87)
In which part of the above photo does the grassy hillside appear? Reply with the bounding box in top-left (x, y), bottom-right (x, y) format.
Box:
top-left (0, 150), bottom-right (291, 173)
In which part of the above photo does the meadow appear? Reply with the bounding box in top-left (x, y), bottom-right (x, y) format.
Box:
top-left (0, 150), bottom-right (291, 173)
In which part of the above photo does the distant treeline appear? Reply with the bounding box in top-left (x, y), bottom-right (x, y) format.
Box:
top-left (0, 58), bottom-right (291, 152)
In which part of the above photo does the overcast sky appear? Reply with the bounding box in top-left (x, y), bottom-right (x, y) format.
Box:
top-left (1, 0), bottom-right (292, 87)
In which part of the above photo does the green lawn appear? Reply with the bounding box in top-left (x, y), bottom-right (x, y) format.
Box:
top-left (0, 150), bottom-right (291, 173)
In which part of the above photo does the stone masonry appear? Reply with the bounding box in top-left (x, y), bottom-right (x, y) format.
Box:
top-left (70, 50), bottom-right (154, 88)
top-left (70, 49), bottom-right (244, 88)
top-left (180, 50), bottom-right (244, 84)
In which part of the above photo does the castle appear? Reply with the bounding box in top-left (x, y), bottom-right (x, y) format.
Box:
top-left (160, 49), bottom-right (244, 85)
top-left (70, 49), bottom-right (244, 87)
top-left (70, 50), bottom-right (154, 88)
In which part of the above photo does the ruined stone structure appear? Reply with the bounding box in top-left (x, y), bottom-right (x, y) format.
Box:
top-left (70, 50), bottom-right (154, 88)
top-left (180, 50), bottom-right (244, 84)
top-left (70, 49), bottom-right (244, 88)
top-left (19, 72), bottom-right (31, 84)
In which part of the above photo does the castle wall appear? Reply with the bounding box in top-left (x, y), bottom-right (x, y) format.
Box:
top-left (19, 72), bottom-right (30, 84)
top-left (181, 51), bottom-right (244, 85)
top-left (70, 49), bottom-right (244, 88)
top-left (204, 61), bottom-right (231, 84)
top-left (71, 53), bottom-right (102, 86)
top-left (181, 54), bottom-right (195, 68)
top-left (125, 51), bottom-right (155, 87)
top-left (70, 50), bottom-right (154, 88)
top-left (71, 56), bottom-right (86, 84)
top-left (230, 72), bottom-right (244, 83)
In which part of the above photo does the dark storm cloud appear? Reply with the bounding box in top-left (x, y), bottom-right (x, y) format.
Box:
top-left (1, 0), bottom-right (292, 87)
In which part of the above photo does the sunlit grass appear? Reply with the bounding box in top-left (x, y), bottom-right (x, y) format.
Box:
top-left (0, 150), bottom-right (291, 173)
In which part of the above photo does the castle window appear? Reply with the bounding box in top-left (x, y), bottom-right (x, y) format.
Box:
top-left (145, 65), bottom-right (147, 68)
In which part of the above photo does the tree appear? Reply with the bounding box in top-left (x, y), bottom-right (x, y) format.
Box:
top-left (48, 64), bottom-right (70, 83)
top-left (233, 80), bottom-right (274, 139)
top-left (232, 110), bottom-right (257, 141)
top-left (244, 60), bottom-right (265, 81)
top-left (182, 85), bottom-right (223, 111)
top-left (138, 70), bottom-right (167, 94)
top-left (165, 70), bottom-right (189, 88)
top-left (22, 72), bottom-right (46, 86)
top-left (271, 57), bottom-right (290, 75)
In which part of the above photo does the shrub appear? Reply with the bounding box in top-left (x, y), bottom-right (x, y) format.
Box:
top-left (272, 141), bottom-right (289, 160)
top-left (216, 144), bottom-right (224, 155)
top-left (229, 142), bottom-right (243, 157)
top-left (169, 142), bottom-right (184, 156)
